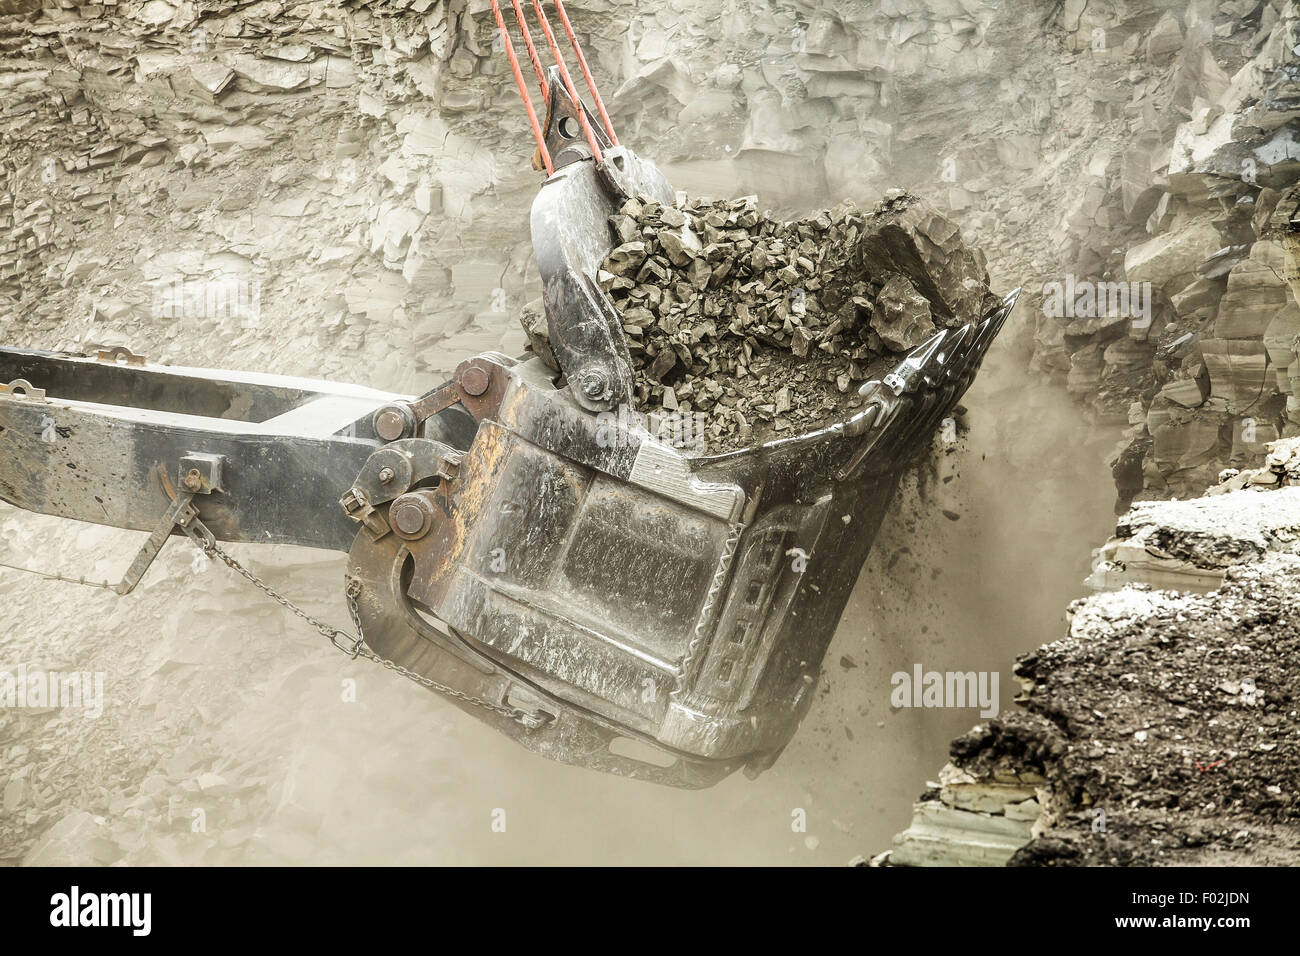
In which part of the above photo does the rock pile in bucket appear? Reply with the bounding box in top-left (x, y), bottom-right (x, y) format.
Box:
top-left (524, 191), bottom-right (995, 452)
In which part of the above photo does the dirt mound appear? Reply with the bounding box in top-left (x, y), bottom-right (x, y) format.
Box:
top-left (948, 555), bottom-right (1300, 866)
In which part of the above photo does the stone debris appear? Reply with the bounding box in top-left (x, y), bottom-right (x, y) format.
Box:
top-left (577, 192), bottom-right (991, 451)
top-left (1089, 435), bottom-right (1300, 591)
top-left (873, 274), bottom-right (935, 351)
top-left (886, 761), bottom-right (1043, 867)
top-left (1087, 484), bottom-right (1300, 592)
top-left (602, 194), bottom-right (876, 450)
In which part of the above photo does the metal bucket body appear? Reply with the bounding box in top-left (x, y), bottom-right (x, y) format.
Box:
top-left (348, 288), bottom-right (1016, 787)
top-left (0, 127), bottom-right (1016, 786)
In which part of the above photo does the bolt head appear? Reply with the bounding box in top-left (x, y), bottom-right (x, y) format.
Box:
top-left (374, 405), bottom-right (412, 442)
top-left (390, 496), bottom-right (431, 538)
top-left (459, 364), bottom-right (491, 397)
top-left (378, 466), bottom-right (395, 484)
top-left (579, 370), bottom-right (608, 400)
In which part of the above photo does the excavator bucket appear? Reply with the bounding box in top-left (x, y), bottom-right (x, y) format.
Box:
top-left (0, 4), bottom-right (1018, 787)
top-left (0, 285), bottom-right (1016, 790)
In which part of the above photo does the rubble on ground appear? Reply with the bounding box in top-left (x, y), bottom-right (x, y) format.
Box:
top-left (879, 434), bottom-right (1300, 867)
top-left (1086, 487), bottom-right (1300, 591)
top-left (1088, 435), bottom-right (1300, 591)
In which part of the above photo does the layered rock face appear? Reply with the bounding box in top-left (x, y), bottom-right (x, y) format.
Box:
top-left (1, 0), bottom-right (539, 392)
top-left (1002, 5), bottom-right (1299, 508)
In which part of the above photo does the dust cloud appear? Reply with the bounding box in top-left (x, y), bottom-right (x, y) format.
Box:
top-left (0, 186), bottom-right (1118, 866)
top-left (237, 313), bottom-right (1114, 866)
top-left (0, 295), bottom-right (1117, 869)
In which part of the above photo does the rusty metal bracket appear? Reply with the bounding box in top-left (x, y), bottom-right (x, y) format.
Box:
top-left (399, 354), bottom-right (516, 429)
top-left (113, 491), bottom-right (200, 595)
top-left (0, 379), bottom-right (47, 402)
top-left (95, 345), bottom-right (147, 367)
top-left (179, 453), bottom-right (226, 494)
top-left (340, 487), bottom-right (391, 541)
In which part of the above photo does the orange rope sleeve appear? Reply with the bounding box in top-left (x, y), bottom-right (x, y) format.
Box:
top-left (510, 0), bottom-right (550, 104)
top-left (489, 0), bottom-right (554, 174)
top-left (551, 0), bottom-right (619, 146)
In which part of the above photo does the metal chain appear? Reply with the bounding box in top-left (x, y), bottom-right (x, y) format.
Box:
top-left (198, 538), bottom-right (535, 726)
top-left (200, 541), bottom-right (362, 655)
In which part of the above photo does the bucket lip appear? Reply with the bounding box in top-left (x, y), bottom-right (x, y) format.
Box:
top-left (682, 286), bottom-right (1020, 465)
top-left (687, 407), bottom-right (869, 465)
top-left (515, 287), bottom-right (1020, 467)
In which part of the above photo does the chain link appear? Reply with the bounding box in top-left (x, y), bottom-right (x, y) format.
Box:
top-left (197, 538), bottom-right (537, 726)
top-left (200, 541), bottom-right (363, 656)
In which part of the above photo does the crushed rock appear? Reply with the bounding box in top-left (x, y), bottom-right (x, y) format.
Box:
top-left (887, 441), bottom-right (1300, 867)
top-left (525, 191), bottom-right (993, 452)
top-left (602, 193), bottom-right (882, 450)
top-left (1000, 553), bottom-right (1300, 866)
